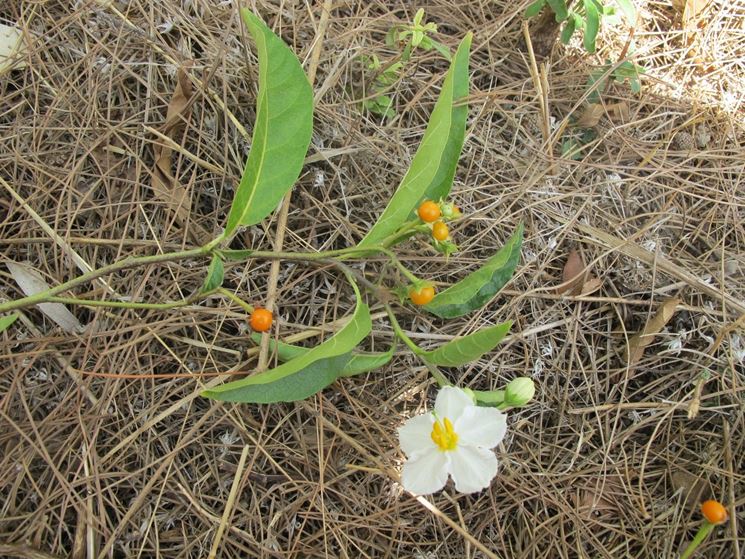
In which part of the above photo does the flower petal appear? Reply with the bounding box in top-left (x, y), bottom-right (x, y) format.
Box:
top-left (434, 386), bottom-right (473, 421)
top-left (400, 449), bottom-right (450, 495)
top-left (448, 446), bottom-right (498, 494)
top-left (454, 406), bottom-right (507, 449)
top-left (398, 413), bottom-right (435, 456)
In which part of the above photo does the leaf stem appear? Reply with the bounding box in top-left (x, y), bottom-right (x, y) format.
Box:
top-left (377, 247), bottom-right (421, 285)
top-left (381, 221), bottom-right (423, 248)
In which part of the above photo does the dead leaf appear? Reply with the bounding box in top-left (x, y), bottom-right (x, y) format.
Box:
top-left (151, 68), bottom-right (193, 219)
top-left (575, 490), bottom-right (616, 519)
top-left (671, 469), bottom-right (710, 509)
top-left (575, 104), bottom-right (604, 128)
top-left (580, 276), bottom-right (603, 296)
top-left (679, 0), bottom-right (712, 58)
top-left (626, 297), bottom-right (680, 365)
top-left (0, 23), bottom-right (27, 76)
top-left (682, 0), bottom-right (710, 28)
top-left (558, 249), bottom-right (586, 295)
top-left (606, 102), bottom-right (629, 123)
top-left (6, 262), bottom-right (84, 333)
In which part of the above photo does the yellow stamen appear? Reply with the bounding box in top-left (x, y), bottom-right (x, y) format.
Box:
top-left (430, 416), bottom-right (458, 451)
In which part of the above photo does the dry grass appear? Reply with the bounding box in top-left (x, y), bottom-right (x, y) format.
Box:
top-left (1, 1), bottom-right (743, 558)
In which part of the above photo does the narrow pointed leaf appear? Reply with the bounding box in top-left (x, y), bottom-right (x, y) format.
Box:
top-left (422, 321), bottom-right (512, 366)
top-left (224, 9), bottom-right (313, 236)
top-left (340, 347), bottom-right (396, 377)
top-left (524, 0), bottom-right (547, 18)
top-left (547, 0), bottom-right (569, 21)
top-left (200, 254), bottom-right (224, 293)
top-left (256, 333), bottom-right (396, 377)
top-left (424, 224), bottom-right (523, 318)
top-left (583, 0), bottom-right (600, 53)
top-left (0, 313), bottom-right (19, 333)
top-left (253, 333), bottom-right (309, 361)
top-left (208, 353), bottom-right (353, 404)
top-left (560, 16), bottom-right (577, 44)
top-left (203, 283), bottom-right (372, 403)
top-left (357, 33), bottom-right (471, 248)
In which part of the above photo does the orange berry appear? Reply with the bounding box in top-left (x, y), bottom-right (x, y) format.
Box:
top-left (701, 500), bottom-right (728, 525)
top-left (432, 221), bottom-right (449, 241)
top-left (417, 200), bottom-right (441, 223)
top-left (409, 285), bottom-right (435, 306)
top-left (249, 308), bottom-right (273, 332)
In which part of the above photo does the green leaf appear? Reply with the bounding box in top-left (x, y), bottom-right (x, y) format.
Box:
top-left (524, 0), bottom-right (547, 18)
top-left (413, 8), bottom-right (425, 26)
top-left (0, 313), bottom-right (19, 333)
top-left (547, 0), bottom-right (569, 21)
top-left (224, 9), bottom-right (313, 236)
top-left (422, 321), bottom-right (512, 367)
top-left (203, 282), bottom-right (372, 403)
top-left (429, 39), bottom-right (452, 61)
top-left (253, 333), bottom-right (309, 361)
top-left (357, 33), bottom-right (472, 248)
top-left (424, 223), bottom-right (523, 318)
top-left (419, 35), bottom-right (433, 50)
top-left (560, 16), bottom-right (577, 44)
top-left (583, 0), bottom-right (600, 53)
top-left (200, 254), bottom-right (224, 293)
top-left (412, 29), bottom-right (424, 47)
top-left (256, 334), bottom-right (396, 377)
top-left (340, 346), bottom-right (396, 377)
top-left (614, 0), bottom-right (636, 22)
top-left (207, 353), bottom-right (354, 404)
top-left (385, 27), bottom-right (398, 47)
top-left (562, 138), bottom-right (584, 160)
top-left (586, 68), bottom-right (608, 103)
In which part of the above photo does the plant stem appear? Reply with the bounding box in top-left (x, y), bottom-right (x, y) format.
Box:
top-left (218, 245), bottom-right (383, 263)
top-left (44, 294), bottom-right (207, 311)
top-left (423, 362), bottom-right (450, 388)
top-left (384, 304), bottom-right (449, 388)
top-left (0, 245), bottom-right (210, 314)
top-left (384, 304), bottom-right (423, 356)
top-left (680, 522), bottom-right (715, 559)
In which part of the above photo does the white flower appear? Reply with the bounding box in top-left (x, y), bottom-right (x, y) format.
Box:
top-left (397, 386), bottom-right (507, 495)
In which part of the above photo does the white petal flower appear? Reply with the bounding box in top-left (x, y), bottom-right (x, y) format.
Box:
top-left (397, 386), bottom-right (507, 495)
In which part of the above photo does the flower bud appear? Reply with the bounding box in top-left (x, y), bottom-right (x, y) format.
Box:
top-left (473, 389), bottom-right (505, 407)
top-left (504, 377), bottom-right (535, 407)
top-left (440, 202), bottom-right (461, 220)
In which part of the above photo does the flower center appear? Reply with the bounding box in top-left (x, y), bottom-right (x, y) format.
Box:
top-left (430, 416), bottom-right (458, 451)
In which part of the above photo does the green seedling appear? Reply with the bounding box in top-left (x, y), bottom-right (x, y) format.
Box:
top-left (524, 0), bottom-right (636, 54)
top-left (360, 9), bottom-right (450, 118)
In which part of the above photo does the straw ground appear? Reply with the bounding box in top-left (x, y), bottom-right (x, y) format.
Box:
top-left (1, 1), bottom-right (743, 557)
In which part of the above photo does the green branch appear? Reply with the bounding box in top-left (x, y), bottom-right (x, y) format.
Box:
top-left (0, 245), bottom-right (210, 315)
